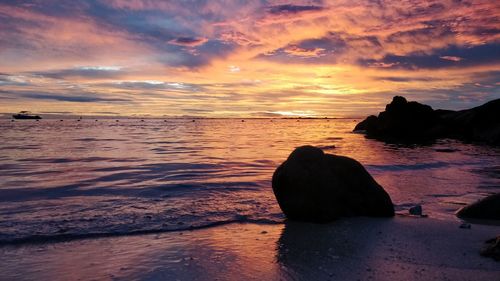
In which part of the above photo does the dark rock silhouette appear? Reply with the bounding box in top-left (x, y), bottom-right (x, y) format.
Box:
top-left (441, 99), bottom-right (500, 145)
top-left (354, 96), bottom-right (500, 145)
top-left (353, 115), bottom-right (378, 132)
top-left (456, 193), bottom-right (500, 220)
top-left (354, 96), bottom-right (440, 141)
top-left (272, 146), bottom-right (394, 222)
top-left (409, 205), bottom-right (423, 216)
top-left (481, 236), bottom-right (500, 261)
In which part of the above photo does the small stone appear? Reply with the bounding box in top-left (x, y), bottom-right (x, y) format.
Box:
top-left (260, 230), bottom-right (268, 234)
top-left (480, 236), bottom-right (500, 261)
top-left (409, 205), bottom-right (422, 216)
top-left (459, 223), bottom-right (471, 229)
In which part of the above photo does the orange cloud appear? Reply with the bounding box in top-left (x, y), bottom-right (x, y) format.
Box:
top-left (0, 0), bottom-right (499, 117)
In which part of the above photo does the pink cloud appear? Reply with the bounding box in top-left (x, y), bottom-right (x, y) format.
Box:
top-left (440, 56), bottom-right (463, 62)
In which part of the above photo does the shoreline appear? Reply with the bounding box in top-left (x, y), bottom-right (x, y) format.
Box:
top-left (1, 216), bottom-right (498, 281)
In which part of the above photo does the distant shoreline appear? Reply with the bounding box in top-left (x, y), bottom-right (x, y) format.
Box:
top-left (0, 116), bottom-right (361, 120)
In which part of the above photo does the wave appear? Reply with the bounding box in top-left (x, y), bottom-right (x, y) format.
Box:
top-left (0, 216), bottom-right (283, 246)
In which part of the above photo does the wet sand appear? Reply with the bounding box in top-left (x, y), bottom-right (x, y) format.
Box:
top-left (1, 216), bottom-right (498, 281)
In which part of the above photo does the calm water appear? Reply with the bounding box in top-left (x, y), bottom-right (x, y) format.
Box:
top-left (0, 118), bottom-right (499, 244)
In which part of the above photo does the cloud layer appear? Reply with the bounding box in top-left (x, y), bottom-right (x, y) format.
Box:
top-left (0, 0), bottom-right (499, 117)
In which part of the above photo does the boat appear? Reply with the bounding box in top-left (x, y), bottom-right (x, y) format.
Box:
top-left (12, 111), bottom-right (42, 120)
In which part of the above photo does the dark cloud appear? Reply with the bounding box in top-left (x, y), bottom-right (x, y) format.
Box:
top-left (168, 36), bottom-right (208, 47)
top-left (258, 31), bottom-right (385, 64)
top-left (182, 108), bottom-right (214, 113)
top-left (386, 26), bottom-right (454, 46)
top-left (23, 93), bottom-right (130, 103)
top-left (358, 42), bottom-right (500, 70)
top-left (31, 67), bottom-right (123, 79)
top-left (105, 81), bottom-right (204, 92)
top-left (296, 33), bottom-right (347, 51)
top-left (161, 39), bottom-right (237, 68)
top-left (263, 33), bottom-right (345, 61)
top-left (0, 75), bottom-right (30, 86)
top-left (266, 4), bottom-right (324, 15)
top-left (8, 90), bottom-right (131, 103)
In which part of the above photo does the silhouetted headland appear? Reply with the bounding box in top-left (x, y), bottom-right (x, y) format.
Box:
top-left (354, 96), bottom-right (500, 145)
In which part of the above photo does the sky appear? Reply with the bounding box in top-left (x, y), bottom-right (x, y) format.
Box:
top-left (0, 0), bottom-right (499, 117)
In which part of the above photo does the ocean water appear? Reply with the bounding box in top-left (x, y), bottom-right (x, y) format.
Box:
top-left (0, 118), bottom-right (499, 244)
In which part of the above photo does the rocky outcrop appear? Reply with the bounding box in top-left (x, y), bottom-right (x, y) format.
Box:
top-left (272, 146), bottom-right (394, 222)
top-left (442, 99), bottom-right (500, 145)
top-left (456, 193), bottom-right (500, 220)
top-left (354, 96), bottom-right (500, 145)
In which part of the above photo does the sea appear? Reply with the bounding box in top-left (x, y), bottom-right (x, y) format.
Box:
top-left (1, 118), bottom-right (499, 244)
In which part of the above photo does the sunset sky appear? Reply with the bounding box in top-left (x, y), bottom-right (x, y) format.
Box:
top-left (0, 0), bottom-right (499, 117)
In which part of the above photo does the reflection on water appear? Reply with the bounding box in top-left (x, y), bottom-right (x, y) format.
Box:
top-left (0, 119), bottom-right (499, 243)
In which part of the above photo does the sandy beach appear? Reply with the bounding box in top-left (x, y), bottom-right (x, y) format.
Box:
top-left (1, 216), bottom-right (498, 281)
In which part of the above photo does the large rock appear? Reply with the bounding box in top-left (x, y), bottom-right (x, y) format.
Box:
top-left (355, 96), bottom-right (500, 145)
top-left (272, 146), bottom-right (394, 222)
top-left (456, 193), bottom-right (500, 220)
